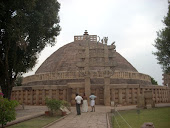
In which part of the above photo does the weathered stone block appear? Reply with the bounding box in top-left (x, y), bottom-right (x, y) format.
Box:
top-left (141, 122), bottom-right (155, 128)
top-left (137, 95), bottom-right (145, 108)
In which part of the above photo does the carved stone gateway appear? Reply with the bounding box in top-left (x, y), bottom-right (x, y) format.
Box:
top-left (11, 31), bottom-right (170, 106)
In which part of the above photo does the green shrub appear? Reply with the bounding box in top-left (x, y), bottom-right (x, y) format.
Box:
top-left (45, 98), bottom-right (63, 115)
top-left (0, 97), bottom-right (19, 128)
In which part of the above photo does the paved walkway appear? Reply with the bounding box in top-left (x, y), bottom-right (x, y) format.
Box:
top-left (7, 103), bottom-right (170, 128)
top-left (47, 106), bottom-right (111, 128)
top-left (45, 103), bottom-right (170, 128)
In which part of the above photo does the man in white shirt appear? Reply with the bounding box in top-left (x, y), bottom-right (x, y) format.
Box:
top-left (75, 93), bottom-right (83, 115)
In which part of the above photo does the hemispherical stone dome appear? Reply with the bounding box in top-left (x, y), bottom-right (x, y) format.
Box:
top-left (23, 33), bottom-right (151, 87)
top-left (21, 32), bottom-right (154, 107)
top-left (35, 41), bottom-right (138, 74)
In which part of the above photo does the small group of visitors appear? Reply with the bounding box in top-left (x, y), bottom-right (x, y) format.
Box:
top-left (75, 93), bottom-right (97, 115)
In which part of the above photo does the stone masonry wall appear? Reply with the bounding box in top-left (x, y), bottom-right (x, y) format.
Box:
top-left (11, 84), bottom-right (170, 106)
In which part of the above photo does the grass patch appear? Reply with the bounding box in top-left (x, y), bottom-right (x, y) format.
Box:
top-left (112, 107), bottom-right (170, 128)
top-left (8, 115), bottom-right (61, 128)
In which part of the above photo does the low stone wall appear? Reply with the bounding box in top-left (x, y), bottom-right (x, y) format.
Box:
top-left (110, 84), bottom-right (170, 105)
top-left (11, 85), bottom-right (68, 105)
top-left (11, 84), bottom-right (170, 106)
top-left (22, 71), bottom-right (151, 85)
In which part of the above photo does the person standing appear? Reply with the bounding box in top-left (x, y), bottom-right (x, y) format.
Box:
top-left (89, 93), bottom-right (97, 112)
top-left (82, 93), bottom-right (88, 112)
top-left (75, 93), bottom-right (83, 115)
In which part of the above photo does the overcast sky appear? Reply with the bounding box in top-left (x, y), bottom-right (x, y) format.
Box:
top-left (24, 0), bottom-right (169, 85)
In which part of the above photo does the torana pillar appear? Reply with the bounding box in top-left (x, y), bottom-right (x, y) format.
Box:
top-left (104, 76), bottom-right (110, 106)
top-left (85, 76), bottom-right (91, 103)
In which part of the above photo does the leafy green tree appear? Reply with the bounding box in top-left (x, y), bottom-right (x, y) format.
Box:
top-left (153, 2), bottom-right (170, 73)
top-left (0, 0), bottom-right (61, 99)
top-left (14, 74), bottom-right (23, 86)
top-left (151, 77), bottom-right (158, 85)
top-left (0, 97), bottom-right (19, 128)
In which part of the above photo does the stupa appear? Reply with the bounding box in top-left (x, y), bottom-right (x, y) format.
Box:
top-left (11, 31), bottom-right (170, 106)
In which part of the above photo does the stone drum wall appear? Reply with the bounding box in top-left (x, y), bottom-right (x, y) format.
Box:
top-left (11, 84), bottom-right (170, 106)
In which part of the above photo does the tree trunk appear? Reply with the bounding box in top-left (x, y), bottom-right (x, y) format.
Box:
top-left (1, 42), bottom-right (15, 100)
top-left (1, 80), bottom-right (13, 100)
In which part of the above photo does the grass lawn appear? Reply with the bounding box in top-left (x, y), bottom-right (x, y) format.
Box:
top-left (112, 107), bottom-right (170, 128)
top-left (8, 115), bottom-right (62, 128)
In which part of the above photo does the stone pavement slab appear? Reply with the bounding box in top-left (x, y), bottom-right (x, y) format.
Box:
top-left (46, 106), bottom-right (111, 128)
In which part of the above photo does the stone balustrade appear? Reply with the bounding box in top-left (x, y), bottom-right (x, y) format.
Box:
top-left (22, 71), bottom-right (151, 85)
top-left (11, 84), bottom-right (170, 106)
top-left (74, 35), bottom-right (97, 42)
top-left (111, 71), bottom-right (151, 82)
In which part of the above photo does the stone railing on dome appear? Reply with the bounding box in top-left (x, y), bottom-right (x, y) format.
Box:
top-left (22, 71), bottom-right (151, 85)
top-left (111, 71), bottom-right (151, 82)
top-left (74, 35), bottom-right (97, 43)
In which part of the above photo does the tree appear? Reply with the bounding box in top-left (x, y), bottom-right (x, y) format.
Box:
top-left (14, 74), bottom-right (23, 86)
top-left (153, 1), bottom-right (170, 73)
top-left (0, 0), bottom-right (61, 99)
top-left (151, 77), bottom-right (158, 85)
